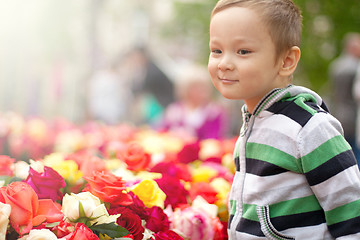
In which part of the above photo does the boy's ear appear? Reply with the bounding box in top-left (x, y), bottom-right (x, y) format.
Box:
top-left (279, 46), bottom-right (301, 77)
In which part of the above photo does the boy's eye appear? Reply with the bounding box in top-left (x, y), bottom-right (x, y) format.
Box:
top-left (238, 49), bottom-right (251, 55)
top-left (211, 49), bottom-right (222, 54)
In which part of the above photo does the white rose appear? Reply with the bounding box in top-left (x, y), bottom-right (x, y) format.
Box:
top-left (62, 192), bottom-right (115, 225)
top-left (13, 161), bottom-right (30, 179)
top-left (19, 229), bottom-right (58, 240)
top-left (0, 202), bottom-right (10, 240)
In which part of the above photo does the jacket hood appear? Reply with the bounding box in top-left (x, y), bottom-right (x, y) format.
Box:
top-left (246, 85), bottom-right (329, 117)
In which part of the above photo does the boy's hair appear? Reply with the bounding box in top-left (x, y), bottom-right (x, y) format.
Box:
top-left (211, 0), bottom-right (302, 60)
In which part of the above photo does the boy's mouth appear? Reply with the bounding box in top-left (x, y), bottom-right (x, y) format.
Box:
top-left (219, 78), bottom-right (238, 84)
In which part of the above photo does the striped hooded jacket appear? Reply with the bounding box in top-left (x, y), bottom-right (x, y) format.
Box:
top-left (228, 85), bottom-right (360, 239)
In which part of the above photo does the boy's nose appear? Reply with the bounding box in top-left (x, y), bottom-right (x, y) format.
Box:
top-left (218, 56), bottom-right (234, 71)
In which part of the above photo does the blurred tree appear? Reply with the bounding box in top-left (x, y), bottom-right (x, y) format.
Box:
top-left (163, 0), bottom-right (360, 93)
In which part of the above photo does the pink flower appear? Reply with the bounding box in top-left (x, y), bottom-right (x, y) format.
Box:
top-left (0, 182), bottom-right (64, 235)
top-left (145, 206), bottom-right (170, 233)
top-left (153, 230), bottom-right (184, 240)
top-left (24, 166), bottom-right (66, 201)
top-left (0, 155), bottom-right (15, 176)
top-left (156, 176), bottom-right (189, 208)
top-left (176, 141), bottom-right (200, 164)
top-left (169, 206), bottom-right (215, 240)
top-left (150, 162), bottom-right (192, 182)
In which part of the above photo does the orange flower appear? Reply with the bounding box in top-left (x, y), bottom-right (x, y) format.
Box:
top-left (119, 143), bottom-right (151, 171)
top-left (84, 171), bottom-right (133, 206)
top-left (0, 182), bottom-right (64, 235)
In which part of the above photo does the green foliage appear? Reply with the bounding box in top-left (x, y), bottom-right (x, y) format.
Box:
top-left (165, 0), bottom-right (360, 93)
top-left (90, 222), bottom-right (130, 238)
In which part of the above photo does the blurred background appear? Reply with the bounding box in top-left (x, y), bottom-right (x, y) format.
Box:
top-left (0, 0), bottom-right (359, 124)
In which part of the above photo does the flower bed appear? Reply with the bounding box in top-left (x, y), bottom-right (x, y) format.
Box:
top-left (0, 113), bottom-right (236, 240)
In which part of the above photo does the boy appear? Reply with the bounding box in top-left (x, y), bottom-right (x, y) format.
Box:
top-left (208, 0), bottom-right (360, 239)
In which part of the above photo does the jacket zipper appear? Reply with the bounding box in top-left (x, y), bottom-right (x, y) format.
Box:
top-left (240, 112), bottom-right (251, 137)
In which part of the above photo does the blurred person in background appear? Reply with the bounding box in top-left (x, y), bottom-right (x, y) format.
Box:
top-left (88, 61), bottom-right (133, 125)
top-left (122, 47), bottom-right (175, 126)
top-left (329, 32), bottom-right (360, 162)
top-left (159, 65), bottom-right (229, 140)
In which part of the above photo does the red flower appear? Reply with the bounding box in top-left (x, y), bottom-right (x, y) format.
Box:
top-left (189, 182), bottom-right (218, 204)
top-left (109, 207), bottom-right (144, 240)
top-left (52, 220), bottom-right (74, 238)
top-left (125, 192), bottom-right (148, 221)
top-left (150, 162), bottom-right (192, 182)
top-left (119, 143), bottom-right (151, 171)
top-left (156, 176), bottom-right (189, 208)
top-left (24, 166), bottom-right (66, 201)
top-left (84, 171), bottom-right (133, 206)
top-left (64, 223), bottom-right (99, 240)
top-left (153, 230), bottom-right (184, 240)
top-left (0, 155), bottom-right (15, 176)
top-left (145, 206), bottom-right (170, 233)
top-left (176, 141), bottom-right (200, 164)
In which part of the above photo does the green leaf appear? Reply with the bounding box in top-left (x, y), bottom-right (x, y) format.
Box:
top-left (45, 222), bottom-right (60, 228)
top-left (90, 222), bottom-right (130, 238)
top-left (79, 201), bottom-right (86, 218)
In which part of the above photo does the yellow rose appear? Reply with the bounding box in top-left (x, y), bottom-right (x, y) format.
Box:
top-left (131, 179), bottom-right (166, 208)
top-left (43, 155), bottom-right (83, 185)
top-left (192, 166), bottom-right (217, 183)
top-left (210, 177), bottom-right (231, 202)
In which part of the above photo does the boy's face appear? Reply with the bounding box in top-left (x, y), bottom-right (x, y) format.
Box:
top-left (208, 6), bottom-right (286, 113)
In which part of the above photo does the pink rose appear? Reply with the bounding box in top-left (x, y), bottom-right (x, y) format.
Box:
top-left (150, 162), bottom-right (192, 182)
top-left (0, 155), bottom-right (15, 176)
top-left (170, 207), bottom-right (215, 240)
top-left (24, 166), bottom-right (66, 201)
top-left (0, 182), bottom-right (64, 235)
top-left (145, 206), bottom-right (170, 233)
top-left (118, 143), bottom-right (151, 171)
top-left (156, 176), bottom-right (189, 208)
top-left (153, 230), bottom-right (184, 240)
top-left (176, 141), bottom-right (200, 164)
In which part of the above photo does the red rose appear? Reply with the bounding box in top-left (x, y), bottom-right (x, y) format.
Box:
top-left (65, 222), bottom-right (99, 240)
top-left (24, 166), bottom-right (66, 201)
top-left (84, 171), bottom-right (133, 206)
top-left (109, 207), bottom-right (144, 240)
top-left (119, 143), bottom-right (151, 171)
top-left (176, 141), bottom-right (200, 164)
top-left (189, 182), bottom-right (218, 204)
top-left (153, 230), bottom-right (184, 240)
top-left (156, 176), bottom-right (189, 208)
top-left (145, 206), bottom-right (170, 233)
top-left (125, 192), bottom-right (148, 221)
top-left (0, 155), bottom-right (15, 176)
top-left (52, 220), bottom-right (74, 238)
top-left (0, 182), bottom-right (64, 235)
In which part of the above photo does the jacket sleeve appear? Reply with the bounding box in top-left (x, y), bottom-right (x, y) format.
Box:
top-left (298, 112), bottom-right (360, 239)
